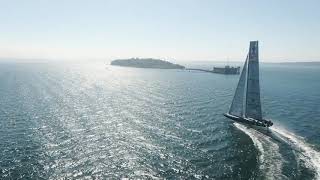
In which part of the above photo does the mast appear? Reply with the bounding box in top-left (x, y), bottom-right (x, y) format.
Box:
top-left (245, 41), bottom-right (262, 120)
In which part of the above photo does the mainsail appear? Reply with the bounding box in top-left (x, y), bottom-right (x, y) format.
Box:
top-left (228, 41), bottom-right (263, 120)
top-left (245, 41), bottom-right (262, 120)
top-left (225, 41), bottom-right (272, 127)
top-left (229, 55), bottom-right (248, 117)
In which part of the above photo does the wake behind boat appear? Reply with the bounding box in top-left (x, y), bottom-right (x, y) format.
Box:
top-left (224, 41), bottom-right (273, 128)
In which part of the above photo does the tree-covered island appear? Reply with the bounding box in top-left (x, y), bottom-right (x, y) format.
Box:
top-left (110, 58), bottom-right (185, 69)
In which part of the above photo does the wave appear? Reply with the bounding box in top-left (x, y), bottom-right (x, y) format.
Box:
top-left (234, 123), bottom-right (286, 180)
top-left (271, 126), bottom-right (320, 180)
top-left (234, 122), bottom-right (320, 180)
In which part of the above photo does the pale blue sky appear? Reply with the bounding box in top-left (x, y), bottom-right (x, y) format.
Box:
top-left (1, 0), bottom-right (320, 62)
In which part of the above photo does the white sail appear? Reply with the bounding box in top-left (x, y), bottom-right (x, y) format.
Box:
top-left (245, 41), bottom-right (262, 120)
top-left (225, 41), bottom-right (273, 127)
top-left (229, 55), bottom-right (248, 117)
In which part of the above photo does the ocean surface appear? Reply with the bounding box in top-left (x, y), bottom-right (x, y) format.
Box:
top-left (0, 61), bottom-right (319, 179)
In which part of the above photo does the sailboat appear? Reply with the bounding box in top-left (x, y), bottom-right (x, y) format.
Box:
top-left (224, 41), bottom-right (273, 127)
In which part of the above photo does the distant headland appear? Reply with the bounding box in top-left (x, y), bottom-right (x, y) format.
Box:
top-left (110, 58), bottom-right (185, 69)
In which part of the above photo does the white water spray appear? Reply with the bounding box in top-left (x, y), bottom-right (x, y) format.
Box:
top-left (271, 126), bottom-right (320, 180)
top-left (234, 123), bottom-right (285, 180)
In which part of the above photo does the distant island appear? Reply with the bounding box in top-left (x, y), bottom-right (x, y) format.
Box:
top-left (110, 58), bottom-right (185, 69)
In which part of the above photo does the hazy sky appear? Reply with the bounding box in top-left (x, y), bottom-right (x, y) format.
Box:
top-left (1, 0), bottom-right (320, 62)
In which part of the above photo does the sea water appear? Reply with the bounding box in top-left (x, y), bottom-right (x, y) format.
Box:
top-left (0, 62), bottom-right (319, 179)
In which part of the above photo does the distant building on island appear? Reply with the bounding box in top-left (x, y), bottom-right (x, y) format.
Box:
top-left (186, 65), bottom-right (240, 75)
top-left (213, 65), bottom-right (240, 74)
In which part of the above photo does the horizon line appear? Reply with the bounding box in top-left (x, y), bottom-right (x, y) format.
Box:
top-left (1, 57), bottom-right (320, 64)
